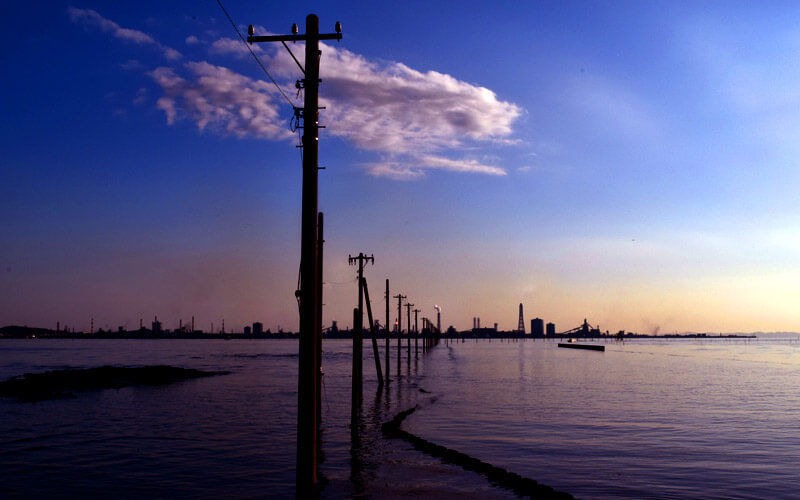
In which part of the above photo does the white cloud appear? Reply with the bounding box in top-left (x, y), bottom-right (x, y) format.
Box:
top-left (73, 9), bottom-right (523, 179)
top-left (68, 7), bottom-right (181, 60)
top-left (149, 62), bottom-right (292, 140)
top-left (185, 35), bottom-right (200, 45)
top-left (317, 46), bottom-right (521, 154)
top-left (366, 154), bottom-right (506, 180)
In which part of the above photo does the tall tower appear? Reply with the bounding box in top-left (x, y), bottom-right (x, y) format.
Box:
top-left (518, 303), bottom-right (525, 333)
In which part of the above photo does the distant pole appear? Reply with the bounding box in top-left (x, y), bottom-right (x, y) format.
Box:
top-left (385, 279), bottom-right (390, 383)
top-left (405, 302), bottom-right (413, 360)
top-left (247, 14), bottom-right (342, 492)
top-left (348, 253), bottom-right (374, 405)
top-left (413, 308), bottom-right (420, 356)
top-left (394, 293), bottom-right (405, 372)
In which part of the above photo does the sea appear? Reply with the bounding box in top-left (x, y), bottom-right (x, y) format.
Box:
top-left (2, 336), bottom-right (800, 498)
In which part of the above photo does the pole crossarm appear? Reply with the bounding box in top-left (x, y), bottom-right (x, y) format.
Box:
top-left (348, 253), bottom-right (374, 267)
top-left (248, 33), bottom-right (342, 43)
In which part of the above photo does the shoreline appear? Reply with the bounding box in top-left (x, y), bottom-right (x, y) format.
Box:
top-left (0, 325), bottom-right (758, 340)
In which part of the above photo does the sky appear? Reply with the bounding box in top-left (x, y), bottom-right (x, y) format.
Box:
top-left (3, 0), bottom-right (800, 334)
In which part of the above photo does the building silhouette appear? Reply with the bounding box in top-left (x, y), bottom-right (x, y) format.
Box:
top-left (253, 322), bottom-right (264, 335)
top-left (532, 318), bottom-right (544, 337)
top-left (546, 322), bottom-right (555, 337)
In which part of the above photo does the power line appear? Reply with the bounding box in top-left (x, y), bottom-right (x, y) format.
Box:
top-left (214, 0), bottom-right (296, 108)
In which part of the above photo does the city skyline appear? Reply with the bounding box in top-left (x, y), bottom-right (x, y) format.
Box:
top-left (4, 1), bottom-right (800, 333)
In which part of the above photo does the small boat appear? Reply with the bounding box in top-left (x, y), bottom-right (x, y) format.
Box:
top-left (558, 343), bottom-right (604, 352)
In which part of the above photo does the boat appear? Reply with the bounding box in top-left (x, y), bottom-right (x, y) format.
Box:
top-left (557, 343), bottom-right (604, 351)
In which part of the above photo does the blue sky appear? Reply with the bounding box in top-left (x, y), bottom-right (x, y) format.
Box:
top-left (3, 1), bottom-right (800, 333)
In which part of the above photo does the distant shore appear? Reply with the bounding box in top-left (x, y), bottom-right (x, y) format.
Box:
top-left (1, 325), bottom-right (757, 340)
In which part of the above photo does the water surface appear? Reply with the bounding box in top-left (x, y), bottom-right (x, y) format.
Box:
top-left (2, 337), bottom-right (799, 498)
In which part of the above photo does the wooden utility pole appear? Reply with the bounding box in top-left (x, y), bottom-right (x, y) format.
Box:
top-left (315, 212), bottom-right (324, 436)
top-left (394, 293), bottom-right (405, 372)
top-left (413, 308), bottom-right (420, 356)
top-left (384, 279), bottom-right (390, 383)
top-left (405, 302), bottom-right (414, 361)
top-left (349, 252), bottom-right (374, 407)
top-left (247, 14), bottom-right (341, 493)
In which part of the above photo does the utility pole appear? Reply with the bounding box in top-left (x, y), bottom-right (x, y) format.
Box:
top-left (405, 302), bottom-right (414, 360)
top-left (394, 293), bottom-right (405, 372)
top-left (413, 308), bottom-right (420, 356)
top-left (349, 252), bottom-right (374, 407)
top-left (384, 279), bottom-right (390, 383)
top-left (247, 15), bottom-right (341, 493)
top-left (315, 212), bottom-right (324, 438)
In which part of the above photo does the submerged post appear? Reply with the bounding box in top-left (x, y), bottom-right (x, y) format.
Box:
top-left (351, 307), bottom-right (360, 424)
top-left (247, 14), bottom-right (342, 493)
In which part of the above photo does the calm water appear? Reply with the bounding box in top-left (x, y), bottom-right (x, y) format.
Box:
top-left (2, 337), bottom-right (800, 498)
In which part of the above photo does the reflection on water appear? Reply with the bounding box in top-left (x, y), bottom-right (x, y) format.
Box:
top-left (408, 338), bottom-right (800, 498)
top-left (2, 338), bottom-right (800, 497)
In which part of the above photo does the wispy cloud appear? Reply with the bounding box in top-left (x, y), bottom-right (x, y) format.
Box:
top-left (206, 38), bottom-right (522, 177)
top-left (366, 154), bottom-right (506, 180)
top-left (72, 9), bottom-right (523, 179)
top-left (150, 62), bottom-right (291, 140)
top-left (565, 74), bottom-right (661, 141)
top-left (68, 7), bottom-right (181, 60)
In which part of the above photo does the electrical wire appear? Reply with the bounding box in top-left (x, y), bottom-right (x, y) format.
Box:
top-left (324, 278), bottom-right (357, 286)
top-left (214, 0), bottom-right (296, 108)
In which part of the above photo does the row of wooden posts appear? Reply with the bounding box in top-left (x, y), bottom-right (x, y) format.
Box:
top-left (348, 253), bottom-right (441, 422)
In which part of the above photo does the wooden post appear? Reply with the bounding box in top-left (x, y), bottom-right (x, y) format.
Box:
top-left (394, 293), bottom-right (405, 374)
top-left (351, 307), bottom-right (361, 423)
top-left (362, 277), bottom-right (383, 386)
top-left (297, 15), bottom-right (321, 491)
top-left (315, 212), bottom-right (324, 439)
top-left (385, 279), bottom-right (390, 383)
top-left (246, 16), bottom-right (341, 491)
top-left (405, 303), bottom-right (413, 363)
